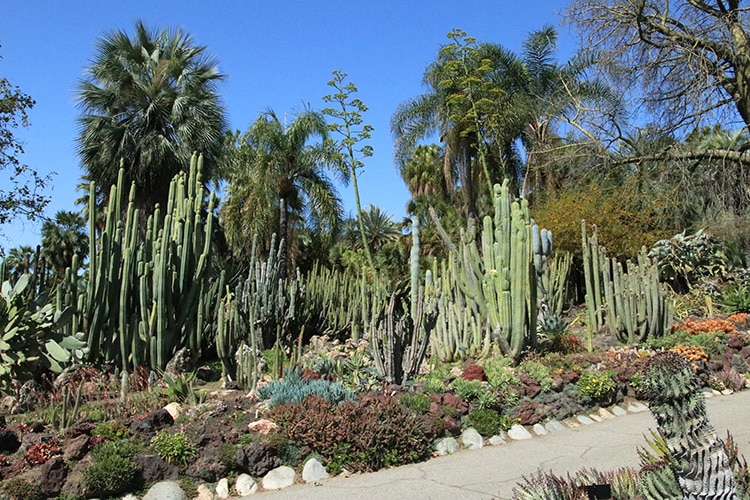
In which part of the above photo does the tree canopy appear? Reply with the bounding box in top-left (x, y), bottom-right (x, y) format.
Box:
top-left (76, 21), bottom-right (227, 213)
top-left (0, 51), bottom-right (50, 230)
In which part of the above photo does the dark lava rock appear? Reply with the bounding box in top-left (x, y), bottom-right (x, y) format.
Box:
top-left (237, 440), bottom-right (282, 477)
top-left (39, 455), bottom-right (67, 497)
top-left (511, 400), bottom-right (544, 426)
top-left (135, 454), bottom-right (180, 483)
top-left (518, 373), bottom-right (542, 399)
top-left (0, 429), bottom-right (20, 453)
top-left (131, 408), bottom-right (174, 433)
top-left (63, 434), bottom-right (91, 462)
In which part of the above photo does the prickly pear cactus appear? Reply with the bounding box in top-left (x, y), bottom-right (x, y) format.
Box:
top-left (639, 351), bottom-right (738, 499)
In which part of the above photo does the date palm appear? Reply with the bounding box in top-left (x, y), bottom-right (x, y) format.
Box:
top-left (76, 21), bottom-right (227, 214)
top-left (220, 109), bottom-right (346, 272)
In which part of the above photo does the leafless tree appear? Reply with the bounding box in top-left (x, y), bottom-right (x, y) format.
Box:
top-left (566, 0), bottom-right (750, 136)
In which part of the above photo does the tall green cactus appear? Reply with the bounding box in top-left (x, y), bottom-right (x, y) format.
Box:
top-left (434, 179), bottom-right (539, 362)
top-left (215, 234), bottom-right (301, 388)
top-left (582, 222), bottom-right (671, 346)
top-left (369, 218), bottom-right (438, 384)
top-left (57, 154), bottom-right (219, 373)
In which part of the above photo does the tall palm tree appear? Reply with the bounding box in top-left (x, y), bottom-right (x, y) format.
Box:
top-left (392, 27), bottom-right (618, 215)
top-left (41, 210), bottom-right (88, 278)
top-left (220, 109), bottom-right (346, 272)
top-left (76, 21), bottom-right (227, 214)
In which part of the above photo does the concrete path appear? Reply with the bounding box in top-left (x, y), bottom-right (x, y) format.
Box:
top-left (239, 390), bottom-right (750, 500)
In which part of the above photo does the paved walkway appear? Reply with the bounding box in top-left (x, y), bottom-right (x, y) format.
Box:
top-left (238, 390), bottom-right (750, 500)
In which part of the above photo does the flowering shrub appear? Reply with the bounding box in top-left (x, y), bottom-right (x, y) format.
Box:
top-left (577, 370), bottom-right (616, 403)
top-left (673, 317), bottom-right (737, 335)
top-left (669, 345), bottom-right (708, 365)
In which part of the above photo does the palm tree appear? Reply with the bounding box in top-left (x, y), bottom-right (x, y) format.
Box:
top-left (76, 21), bottom-right (227, 214)
top-left (392, 27), bottom-right (618, 215)
top-left (41, 210), bottom-right (88, 278)
top-left (220, 109), bottom-right (346, 273)
top-left (1, 245), bottom-right (34, 281)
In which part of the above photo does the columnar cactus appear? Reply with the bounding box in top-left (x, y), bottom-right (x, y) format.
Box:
top-left (434, 179), bottom-right (539, 361)
top-left (581, 222), bottom-right (671, 347)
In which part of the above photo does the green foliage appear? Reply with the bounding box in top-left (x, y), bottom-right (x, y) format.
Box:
top-left (478, 356), bottom-right (520, 391)
top-left (1, 477), bottom-right (43, 500)
top-left (577, 369), bottom-right (616, 402)
top-left (450, 378), bottom-right (485, 400)
top-left (257, 369), bottom-right (354, 408)
top-left (160, 371), bottom-right (205, 405)
top-left (519, 360), bottom-right (554, 392)
top-left (717, 284), bottom-right (750, 314)
top-left (450, 378), bottom-right (498, 410)
top-left (92, 421), bottom-right (130, 441)
top-left (0, 69), bottom-right (50, 228)
top-left (150, 431), bottom-right (196, 466)
top-left (649, 229), bottom-right (729, 290)
top-left (76, 21), bottom-right (226, 213)
top-left (0, 274), bottom-right (80, 386)
top-left (398, 393), bottom-right (431, 414)
top-left (267, 393), bottom-right (432, 473)
top-left (419, 368), bottom-right (450, 394)
top-left (464, 408), bottom-right (503, 437)
top-left (82, 440), bottom-right (138, 497)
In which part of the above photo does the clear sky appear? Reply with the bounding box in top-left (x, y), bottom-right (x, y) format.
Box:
top-left (2, 1), bottom-right (576, 250)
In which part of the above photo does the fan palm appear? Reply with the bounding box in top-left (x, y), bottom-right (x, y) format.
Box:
top-left (220, 109), bottom-right (346, 272)
top-left (41, 210), bottom-right (88, 278)
top-left (76, 20), bottom-right (227, 214)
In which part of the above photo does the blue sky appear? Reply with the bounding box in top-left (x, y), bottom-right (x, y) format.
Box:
top-left (2, 1), bottom-right (576, 250)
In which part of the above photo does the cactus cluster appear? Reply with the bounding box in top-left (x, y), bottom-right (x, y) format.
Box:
top-left (215, 234), bottom-right (301, 387)
top-left (433, 179), bottom-right (542, 362)
top-left (53, 154), bottom-right (219, 373)
top-left (582, 222), bottom-right (672, 347)
top-left (368, 218), bottom-right (438, 384)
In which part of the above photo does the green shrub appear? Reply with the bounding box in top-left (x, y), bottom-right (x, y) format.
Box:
top-left (450, 378), bottom-right (498, 409)
top-left (464, 409), bottom-right (502, 437)
top-left (419, 368), bottom-right (449, 394)
top-left (150, 431), bottom-right (196, 465)
top-left (449, 378), bottom-right (485, 400)
top-left (92, 420), bottom-right (130, 441)
top-left (577, 370), bottom-right (616, 403)
top-left (82, 440), bottom-right (138, 497)
top-left (717, 284), bottom-right (750, 314)
top-left (399, 393), bottom-right (431, 414)
top-left (478, 357), bottom-right (519, 391)
top-left (257, 369), bottom-right (354, 407)
top-left (2, 477), bottom-right (43, 500)
top-left (267, 393), bottom-right (432, 473)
